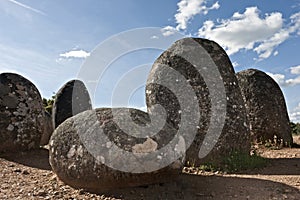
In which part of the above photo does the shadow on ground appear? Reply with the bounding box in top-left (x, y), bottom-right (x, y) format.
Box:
top-left (1, 147), bottom-right (300, 199)
top-left (241, 157), bottom-right (300, 175)
top-left (100, 174), bottom-right (300, 200)
top-left (0, 148), bottom-right (51, 170)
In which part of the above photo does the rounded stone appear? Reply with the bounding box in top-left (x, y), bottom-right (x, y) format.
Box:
top-left (236, 69), bottom-right (293, 146)
top-left (52, 79), bottom-right (92, 128)
top-left (40, 111), bottom-right (54, 146)
top-left (49, 108), bottom-right (183, 192)
top-left (146, 38), bottom-right (250, 166)
top-left (0, 73), bottom-right (45, 152)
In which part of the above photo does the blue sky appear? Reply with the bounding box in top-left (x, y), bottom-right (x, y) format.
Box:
top-left (0, 0), bottom-right (300, 121)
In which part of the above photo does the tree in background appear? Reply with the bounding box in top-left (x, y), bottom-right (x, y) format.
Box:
top-left (290, 122), bottom-right (300, 135)
top-left (43, 95), bottom-right (55, 115)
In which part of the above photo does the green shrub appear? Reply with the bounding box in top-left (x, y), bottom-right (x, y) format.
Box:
top-left (195, 151), bottom-right (267, 173)
top-left (42, 95), bottom-right (55, 114)
top-left (290, 122), bottom-right (300, 135)
top-left (222, 151), bottom-right (267, 172)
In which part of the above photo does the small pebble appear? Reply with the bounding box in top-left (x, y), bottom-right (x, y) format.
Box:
top-left (22, 170), bottom-right (30, 175)
top-left (13, 168), bottom-right (22, 173)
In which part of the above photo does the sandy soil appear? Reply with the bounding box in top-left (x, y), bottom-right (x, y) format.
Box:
top-left (0, 136), bottom-right (300, 200)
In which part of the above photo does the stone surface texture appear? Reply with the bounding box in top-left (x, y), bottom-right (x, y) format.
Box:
top-left (236, 69), bottom-right (293, 145)
top-left (0, 73), bottom-right (45, 152)
top-left (49, 108), bottom-right (183, 192)
top-left (40, 111), bottom-right (54, 146)
top-left (52, 79), bottom-right (92, 128)
top-left (146, 38), bottom-right (250, 166)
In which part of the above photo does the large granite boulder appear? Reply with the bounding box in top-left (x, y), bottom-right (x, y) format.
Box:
top-left (49, 108), bottom-right (184, 192)
top-left (40, 111), bottom-right (54, 146)
top-left (52, 79), bottom-right (92, 128)
top-left (0, 73), bottom-right (45, 152)
top-left (236, 69), bottom-right (293, 146)
top-left (146, 38), bottom-right (250, 166)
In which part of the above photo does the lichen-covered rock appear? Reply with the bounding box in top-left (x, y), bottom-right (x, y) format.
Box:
top-left (236, 69), bottom-right (293, 146)
top-left (0, 73), bottom-right (45, 152)
top-left (52, 79), bottom-right (92, 128)
top-left (146, 38), bottom-right (250, 166)
top-left (49, 108), bottom-right (183, 192)
top-left (40, 111), bottom-right (54, 146)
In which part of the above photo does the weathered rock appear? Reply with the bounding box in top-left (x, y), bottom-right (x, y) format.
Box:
top-left (52, 79), bottom-right (92, 128)
top-left (0, 73), bottom-right (45, 152)
top-left (49, 108), bottom-right (183, 192)
top-left (40, 111), bottom-right (54, 146)
top-left (146, 38), bottom-right (250, 166)
top-left (236, 69), bottom-right (293, 145)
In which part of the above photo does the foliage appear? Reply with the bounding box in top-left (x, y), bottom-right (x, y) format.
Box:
top-left (222, 151), bottom-right (267, 172)
top-left (290, 122), bottom-right (300, 135)
top-left (194, 151), bottom-right (267, 173)
top-left (42, 95), bottom-right (55, 114)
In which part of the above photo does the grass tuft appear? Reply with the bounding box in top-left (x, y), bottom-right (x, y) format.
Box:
top-left (190, 151), bottom-right (268, 173)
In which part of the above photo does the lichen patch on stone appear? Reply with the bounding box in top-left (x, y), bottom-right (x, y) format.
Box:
top-left (132, 138), bottom-right (158, 154)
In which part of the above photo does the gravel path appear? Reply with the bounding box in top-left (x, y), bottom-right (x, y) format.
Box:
top-left (0, 136), bottom-right (300, 199)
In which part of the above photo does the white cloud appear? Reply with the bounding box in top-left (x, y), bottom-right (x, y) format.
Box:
top-left (161, 26), bottom-right (177, 36)
top-left (290, 65), bottom-right (300, 75)
top-left (267, 66), bottom-right (300, 87)
top-left (260, 11), bottom-right (300, 57)
top-left (290, 102), bottom-right (300, 122)
top-left (7, 0), bottom-right (46, 16)
top-left (286, 65), bottom-right (300, 86)
top-left (151, 35), bottom-right (159, 39)
top-left (59, 50), bottom-right (90, 59)
top-left (254, 28), bottom-right (290, 60)
top-left (290, 111), bottom-right (300, 123)
top-left (198, 7), bottom-right (283, 56)
top-left (290, 12), bottom-right (300, 34)
top-left (198, 7), bottom-right (300, 60)
top-left (266, 72), bottom-right (287, 86)
top-left (175, 0), bottom-right (219, 30)
top-left (232, 61), bottom-right (239, 68)
top-left (286, 76), bottom-right (300, 86)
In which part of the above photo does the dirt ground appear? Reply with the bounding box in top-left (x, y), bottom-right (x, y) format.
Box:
top-left (1, 136), bottom-right (300, 200)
